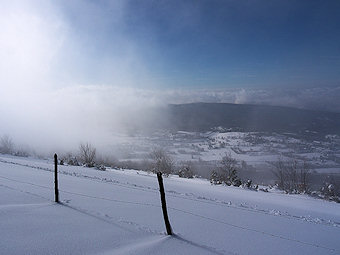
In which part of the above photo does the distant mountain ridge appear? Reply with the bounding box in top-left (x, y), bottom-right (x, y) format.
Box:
top-left (165, 103), bottom-right (340, 135)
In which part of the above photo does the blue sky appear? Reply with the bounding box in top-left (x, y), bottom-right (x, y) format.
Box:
top-left (53, 0), bottom-right (340, 89)
top-left (1, 0), bottom-right (339, 91)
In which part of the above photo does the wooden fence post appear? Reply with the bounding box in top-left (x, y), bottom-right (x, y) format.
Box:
top-left (157, 172), bottom-right (173, 235)
top-left (54, 153), bottom-right (59, 203)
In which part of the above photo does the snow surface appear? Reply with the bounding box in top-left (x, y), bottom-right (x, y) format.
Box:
top-left (1, 154), bottom-right (340, 255)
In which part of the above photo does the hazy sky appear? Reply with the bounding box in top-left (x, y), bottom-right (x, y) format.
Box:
top-left (1, 0), bottom-right (340, 153)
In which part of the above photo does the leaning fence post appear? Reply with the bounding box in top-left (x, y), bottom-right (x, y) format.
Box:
top-left (157, 172), bottom-right (173, 235)
top-left (54, 153), bottom-right (59, 203)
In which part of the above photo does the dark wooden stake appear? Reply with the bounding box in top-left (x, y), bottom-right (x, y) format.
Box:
top-left (157, 172), bottom-right (172, 235)
top-left (54, 153), bottom-right (59, 203)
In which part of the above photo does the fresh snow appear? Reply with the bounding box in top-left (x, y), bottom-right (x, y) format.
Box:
top-left (1, 155), bottom-right (340, 255)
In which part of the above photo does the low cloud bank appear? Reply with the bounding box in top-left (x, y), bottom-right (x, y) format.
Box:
top-left (0, 85), bottom-right (169, 155)
top-left (2, 85), bottom-right (339, 153)
top-left (160, 86), bottom-right (340, 113)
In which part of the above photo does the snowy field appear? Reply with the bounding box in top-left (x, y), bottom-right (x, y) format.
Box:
top-left (1, 154), bottom-right (340, 255)
top-left (114, 131), bottom-right (340, 174)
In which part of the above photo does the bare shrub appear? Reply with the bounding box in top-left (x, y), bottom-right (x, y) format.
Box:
top-left (220, 153), bottom-right (241, 186)
top-left (178, 162), bottom-right (194, 178)
top-left (149, 148), bottom-right (173, 176)
top-left (210, 153), bottom-right (241, 186)
top-left (79, 143), bottom-right (96, 167)
top-left (210, 169), bottom-right (224, 185)
top-left (61, 152), bottom-right (80, 166)
top-left (14, 149), bottom-right (30, 157)
top-left (0, 135), bottom-right (14, 155)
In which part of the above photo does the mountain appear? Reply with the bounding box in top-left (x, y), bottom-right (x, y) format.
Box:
top-left (165, 103), bottom-right (340, 134)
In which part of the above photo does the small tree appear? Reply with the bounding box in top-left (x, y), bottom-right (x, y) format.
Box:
top-left (299, 161), bottom-right (310, 193)
top-left (210, 153), bottom-right (241, 186)
top-left (178, 162), bottom-right (194, 178)
top-left (271, 157), bottom-right (310, 193)
top-left (0, 135), bottom-right (14, 155)
top-left (149, 148), bottom-right (173, 176)
top-left (210, 170), bottom-right (224, 185)
top-left (272, 157), bottom-right (286, 190)
top-left (220, 153), bottom-right (241, 186)
top-left (61, 152), bottom-right (80, 166)
top-left (79, 143), bottom-right (96, 167)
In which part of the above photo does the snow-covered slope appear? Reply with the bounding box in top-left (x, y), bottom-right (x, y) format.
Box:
top-left (1, 155), bottom-right (339, 255)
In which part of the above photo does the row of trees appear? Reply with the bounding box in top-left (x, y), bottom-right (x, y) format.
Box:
top-left (145, 148), bottom-right (312, 194)
top-left (208, 153), bottom-right (314, 194)
top-left (61, 142), bottom-right (97, 168)
top-left (271, 157), bottom-right (310, 193)
top-left (61, 144), bottom-right (337, 200)
top-left (0, 134), bottom-right (315, 188)
top-left (0, 135), bottom-right (30, 157)
top-left (2, 135), bottom-right (336, 199)
top-left (0, 135), bottom-right (97, 168)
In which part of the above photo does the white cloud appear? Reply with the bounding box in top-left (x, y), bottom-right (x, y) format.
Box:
top-left (234, 89), bottom-right (248, 104)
